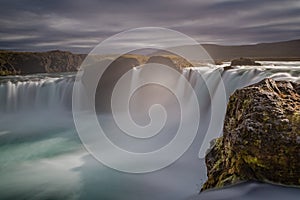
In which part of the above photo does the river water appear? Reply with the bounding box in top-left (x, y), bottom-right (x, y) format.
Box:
top-left (0, 61), bottom-right (299, 200)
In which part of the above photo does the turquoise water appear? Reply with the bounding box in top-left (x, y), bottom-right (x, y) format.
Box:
top-left (0, 112), bottom-right (84, 199)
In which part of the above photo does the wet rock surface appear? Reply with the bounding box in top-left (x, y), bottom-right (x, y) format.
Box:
top-left (202, 78), bottom-right (300, 191)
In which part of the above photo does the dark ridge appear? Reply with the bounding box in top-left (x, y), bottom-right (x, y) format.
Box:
top-left (202, 39), bottom-right (300, 62)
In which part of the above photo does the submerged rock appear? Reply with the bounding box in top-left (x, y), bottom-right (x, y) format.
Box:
top-left (202, 78), bottom-right (300, 191)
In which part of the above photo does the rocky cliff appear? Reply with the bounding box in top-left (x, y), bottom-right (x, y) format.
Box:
top-left (146, 55), bottom-right (193, 71)
top-left (202, 78), bottom-right (300, 191)
top-left (0, 50), bottom-right (86, 75)
top-left (0, 50), bottom-right (194, 76)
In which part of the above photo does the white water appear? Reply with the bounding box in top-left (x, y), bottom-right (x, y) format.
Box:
top-left (0, 62), bottom-right (299, 200)
top-left (0, 73), bottom-right (74, 113)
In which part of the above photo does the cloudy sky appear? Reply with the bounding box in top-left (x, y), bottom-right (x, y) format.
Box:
top-left (0, 0), bottom-right (299, 53)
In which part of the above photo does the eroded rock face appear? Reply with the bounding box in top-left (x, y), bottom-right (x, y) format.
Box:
top-left (0, 50), bottom-right (86, 75)
top-left (0, 51), bottom-right (193, 75)
top-left (95, 56), bottom-right (142, 113)
top-left (146, 55), bottom-right (193, 71)
top-left (202, 78), bottom-right (300, 191)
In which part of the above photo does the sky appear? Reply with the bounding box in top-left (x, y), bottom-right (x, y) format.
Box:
top-left (0, 0), bottom-right (299, 53)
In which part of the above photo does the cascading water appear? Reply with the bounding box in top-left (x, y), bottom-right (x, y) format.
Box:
top-left (0, 74), bottom-right (75, 113)
top-left (1, 62), bottom-right (299, 113)
top-left (0, 62), bottom-right (300, 200)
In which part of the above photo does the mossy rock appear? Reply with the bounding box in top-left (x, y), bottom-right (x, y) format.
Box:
top-left (202, 78), bottom-right (300, 191)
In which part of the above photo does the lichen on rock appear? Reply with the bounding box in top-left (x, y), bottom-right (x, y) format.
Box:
top-left (202, 78), bottom-right (300, 191)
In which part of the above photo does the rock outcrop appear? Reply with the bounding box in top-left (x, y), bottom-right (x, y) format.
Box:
top-left (95, 55), bottom-right (143, 113)
top-left (202, 78), bottom-right (300, 191)
top-left (0, 50), bottom-right (86, 75)
top-left (146, 55), bottom-right (193, 71)
top-left (230, 58), bottom-right (261, 66)
top-left (0, 50), bottom-right (194, 76)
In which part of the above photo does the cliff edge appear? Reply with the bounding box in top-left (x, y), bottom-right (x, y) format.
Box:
top-left (0, 50), bottom-right (86, 75)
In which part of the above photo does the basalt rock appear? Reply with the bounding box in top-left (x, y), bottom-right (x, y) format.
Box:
top-left (0, 50), bottom-right (194, 75)
top-left (230, 57), bottom-right (261, 66)
top-left (95, 55), bottom-right (143, 113)
top-left (0, 50), bottom-right (86, 75)
top-left (202, 78), bottom-right (300, 191)
top-left (146, 55), bottom-right (193, 71)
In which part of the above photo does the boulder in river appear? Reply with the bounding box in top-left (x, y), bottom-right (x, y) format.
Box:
top-left (202, 78), bottom-right (300, 191)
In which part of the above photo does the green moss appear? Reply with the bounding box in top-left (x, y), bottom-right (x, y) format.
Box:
top-left (0, 70), bottom-right (18, 76)
top-left (262, 111), bottom-right (270, 121)
top-left (243, 155), bottom-right (257, 164)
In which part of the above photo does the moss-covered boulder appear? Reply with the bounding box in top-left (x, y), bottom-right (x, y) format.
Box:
top-left (202, 78), bottom-right (300, 191)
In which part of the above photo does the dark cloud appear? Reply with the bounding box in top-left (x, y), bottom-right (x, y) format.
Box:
top-left (0, 0), bottom-right (299, 53)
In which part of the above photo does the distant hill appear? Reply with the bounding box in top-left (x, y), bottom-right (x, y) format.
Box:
top-left (202, 39), bottom-right (300, 61)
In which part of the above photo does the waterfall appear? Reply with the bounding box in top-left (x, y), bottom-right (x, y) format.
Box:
top-left (0, 75), bottom-right (75, 113)
top-left (0, 62), bottom-right (299, 200)
top-left (0, 64), bottom-right (299, 114)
